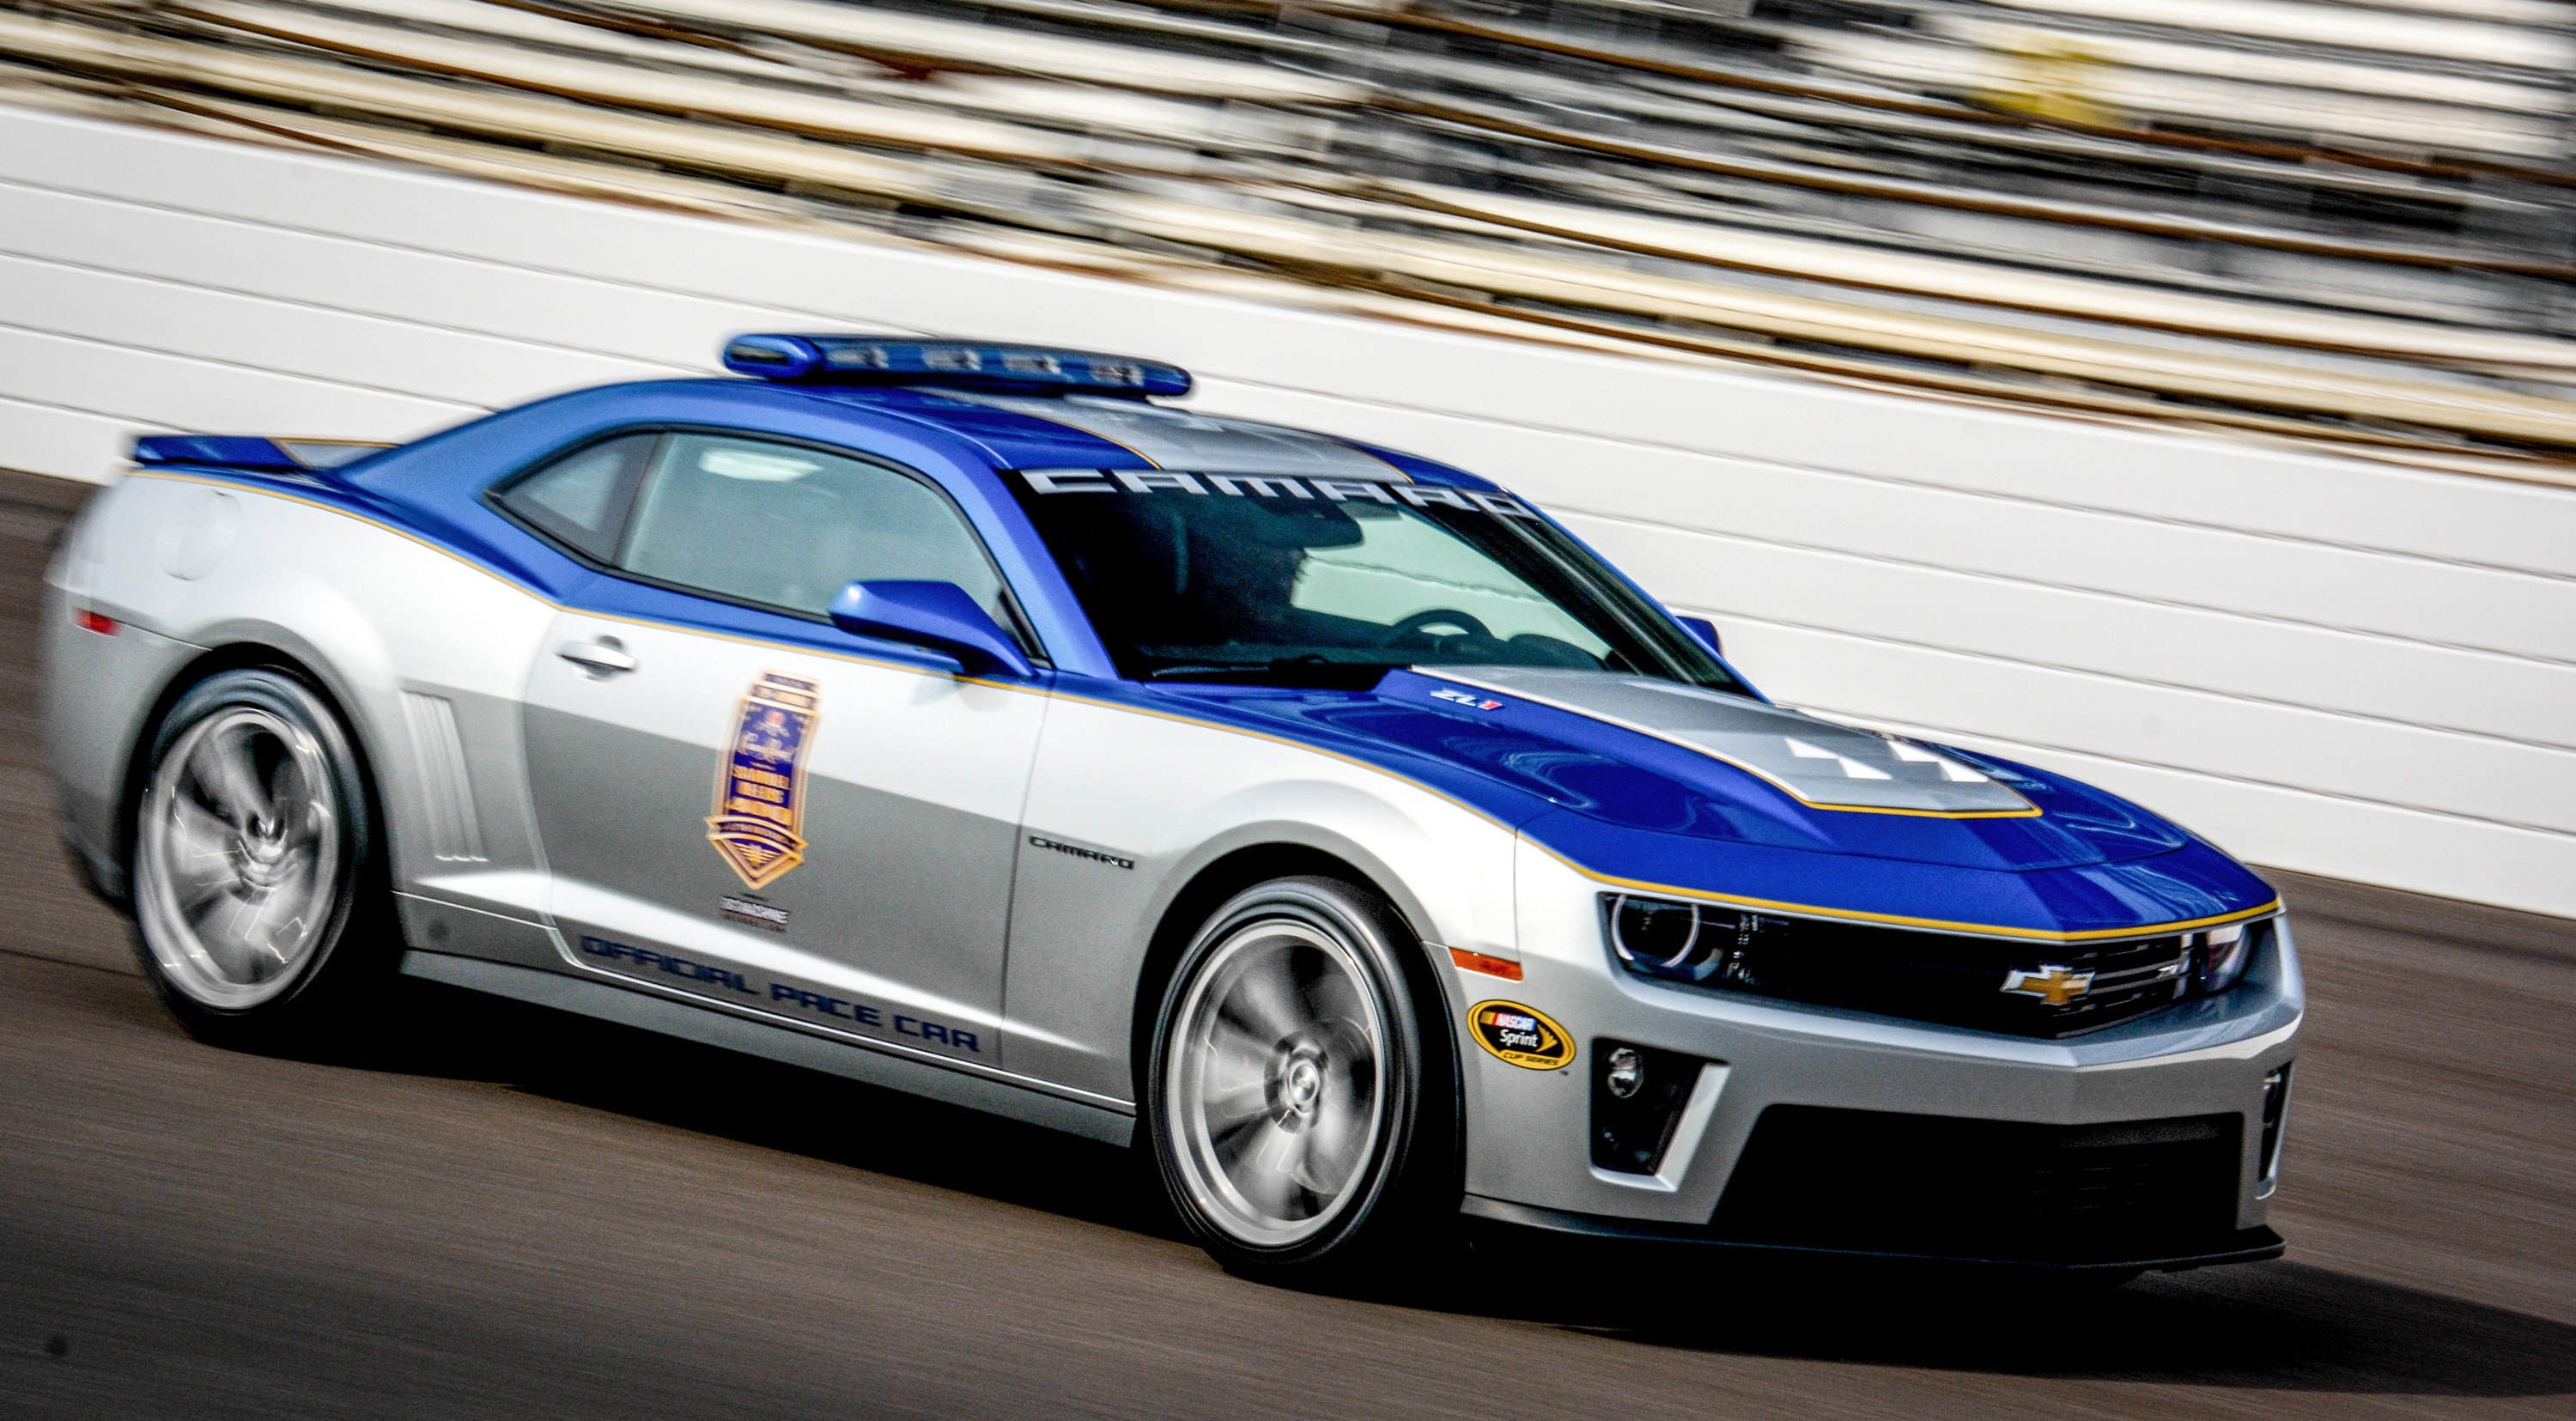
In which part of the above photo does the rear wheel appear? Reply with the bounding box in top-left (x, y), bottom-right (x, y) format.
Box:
top-left (1145, 876), bottom-right (1458, 1282)
top-left (129, 667), bottom-right (391, 1050)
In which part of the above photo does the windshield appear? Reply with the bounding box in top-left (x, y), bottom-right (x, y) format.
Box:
top-left (1008, 468), bottom-right (1746, 690)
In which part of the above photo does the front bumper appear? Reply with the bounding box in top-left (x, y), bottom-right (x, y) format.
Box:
top-left (1450, 839), bottom-right (2302, 1270)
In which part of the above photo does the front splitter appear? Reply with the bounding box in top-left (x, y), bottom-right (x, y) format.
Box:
top-left (1461, 1194), bottom-right (2286, 1275)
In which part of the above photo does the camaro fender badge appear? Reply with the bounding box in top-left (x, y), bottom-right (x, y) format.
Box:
top-left (2001, 963), bottom-right (2094, 1005)
top-left (720, 894), bottom-right (790, 932)
top-left (1431, 687), bottom-right (1504, 712)
top-left (1468, 999), bottom-right (1575, 1070)
top-left (1026, 834), bottom-right (1136, 871)
top-left (708, 671), bottom-right (819, 890)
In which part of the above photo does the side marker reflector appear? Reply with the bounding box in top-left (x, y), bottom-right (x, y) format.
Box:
top-left (1448, 946), bottom-right (1523, 981)
top-left (73, 609), bottom-right (118, 635)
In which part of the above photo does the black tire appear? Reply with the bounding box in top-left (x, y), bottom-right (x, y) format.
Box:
top-left (127, 666), bottom-right (395, 1052)
top-left (1144, 875), bottom-right (1461, 1283)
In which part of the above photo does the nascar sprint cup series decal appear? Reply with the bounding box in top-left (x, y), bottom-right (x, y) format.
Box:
top-left (1469, 1000), bottom-right (1576, 1070)
top-left (708, 671), bottom-right (819, 890)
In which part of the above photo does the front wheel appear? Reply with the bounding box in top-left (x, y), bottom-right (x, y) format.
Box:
top-left (129, 666), bottom-right (390, 1050)
top-left (1145, 876), bottom-right (1459, 1281)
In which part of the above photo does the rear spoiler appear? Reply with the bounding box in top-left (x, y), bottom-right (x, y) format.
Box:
top-left (131, 434), bottom-right (387, 473)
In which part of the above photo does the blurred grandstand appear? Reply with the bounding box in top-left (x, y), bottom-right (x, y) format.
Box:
top-left (3, 0), bottom-right (2573, 475)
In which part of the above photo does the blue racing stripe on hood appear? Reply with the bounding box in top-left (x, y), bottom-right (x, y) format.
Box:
top-left (1120, 672), bottom-right (2273, 938)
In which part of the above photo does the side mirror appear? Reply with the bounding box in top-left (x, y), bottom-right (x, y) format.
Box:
top-left (829, 580), bottom-right (1035, 679)
top-left (1674, 613), bottom-right (1723, 658)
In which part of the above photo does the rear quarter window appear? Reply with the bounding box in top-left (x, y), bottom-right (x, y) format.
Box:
top-left (494, 434), bottom-right (656, 562)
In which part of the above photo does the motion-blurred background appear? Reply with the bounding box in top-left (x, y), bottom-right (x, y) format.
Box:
top-left (11, 0), bottom-right (2576, 454)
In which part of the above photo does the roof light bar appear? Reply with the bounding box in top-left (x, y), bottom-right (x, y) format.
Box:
top-left (720, 334), bottom-right (1192, 398)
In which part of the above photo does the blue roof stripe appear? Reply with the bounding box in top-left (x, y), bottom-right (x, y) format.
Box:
top-left (785, 386), bottom-right (1163, 472)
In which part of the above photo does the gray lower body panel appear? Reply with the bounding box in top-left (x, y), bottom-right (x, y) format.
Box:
top-left (399, 950), bottom-right (1135, 1147)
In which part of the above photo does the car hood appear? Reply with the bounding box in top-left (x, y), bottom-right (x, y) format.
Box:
top-left (1160, 666), bottom-right (2192, 874)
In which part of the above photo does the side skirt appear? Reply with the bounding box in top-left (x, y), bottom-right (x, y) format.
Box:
top-left (399, 950), bottom-right (1136, 1147)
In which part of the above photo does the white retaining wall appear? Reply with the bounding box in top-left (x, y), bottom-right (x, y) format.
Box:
top-left (6, 106), bottom-right (2573, 918)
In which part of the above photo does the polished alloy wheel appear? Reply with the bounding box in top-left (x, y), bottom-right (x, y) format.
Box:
top-left (137, 703), bottom-right (343, 1011)
top-left (1164, 913), bottom-right (1391, 1248)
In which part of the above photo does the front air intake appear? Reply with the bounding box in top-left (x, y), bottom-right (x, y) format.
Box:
top-left (1712, 1108), bottom-right (2244, 1263)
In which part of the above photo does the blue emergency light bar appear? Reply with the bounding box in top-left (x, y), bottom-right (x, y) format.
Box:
top-left (720, 334), bottom-right (1192, 398)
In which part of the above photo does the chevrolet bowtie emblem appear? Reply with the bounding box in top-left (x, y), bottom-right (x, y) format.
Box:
top-left (2002, 963), bottom-right (2094, 1005)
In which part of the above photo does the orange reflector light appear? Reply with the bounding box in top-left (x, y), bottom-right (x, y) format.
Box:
top-left (73, 608), bottom-right (118, 635)
top-left (1448, 946), bottom-right (1523, 981)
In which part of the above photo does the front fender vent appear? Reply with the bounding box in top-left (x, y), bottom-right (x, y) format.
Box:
top-left (400, 692), bottom-right (487, 864)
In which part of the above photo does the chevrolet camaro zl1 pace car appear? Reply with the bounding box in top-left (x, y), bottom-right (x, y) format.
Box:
top-left (46, 336), bottom-right (2297, 1280)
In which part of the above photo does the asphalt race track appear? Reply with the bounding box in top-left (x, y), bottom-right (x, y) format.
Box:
top-left (1, 470), bottom-right (2570, 1418)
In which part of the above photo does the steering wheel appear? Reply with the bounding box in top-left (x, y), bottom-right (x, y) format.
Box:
top-left (1381, 607), bottom-right (1495, 646)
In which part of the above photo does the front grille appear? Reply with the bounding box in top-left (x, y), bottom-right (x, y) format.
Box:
top-left (1636, 907), bottom-right (2261, 1037)
top-left (1711, 1107), bottom-right (2245, 1263)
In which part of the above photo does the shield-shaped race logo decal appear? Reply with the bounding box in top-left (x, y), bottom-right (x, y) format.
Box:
top-left (708, 671), bottom-right (819, 890)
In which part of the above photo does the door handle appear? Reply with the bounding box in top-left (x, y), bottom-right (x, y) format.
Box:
top-left (557, 636), bottom-right (638, 677)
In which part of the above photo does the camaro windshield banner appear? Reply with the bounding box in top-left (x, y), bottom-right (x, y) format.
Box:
top-left (708, 671), bottom-right (819, 890)
top-left (1020, 467), bottom-right (1537, 516)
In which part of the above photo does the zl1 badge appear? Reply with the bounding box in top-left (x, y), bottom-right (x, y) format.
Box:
top-left (1469, 999), bottom-right (1574, 1070)
top-left (708, 671), bottom-right (819, 890)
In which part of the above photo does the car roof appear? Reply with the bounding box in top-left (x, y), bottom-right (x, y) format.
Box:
top-left (562, 378), bottom-right (1501, 490)
top-left (788, 383), bottom-right (1491, 484)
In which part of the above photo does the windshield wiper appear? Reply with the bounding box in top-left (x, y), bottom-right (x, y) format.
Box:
top-left (1144, 654), bottom-right (1380, 686)
top-left (1144, 661), bottom-right (1271, 681)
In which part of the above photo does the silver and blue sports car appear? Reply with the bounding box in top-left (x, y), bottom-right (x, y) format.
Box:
top-left (44, 335), bottom-right (2297, 1281)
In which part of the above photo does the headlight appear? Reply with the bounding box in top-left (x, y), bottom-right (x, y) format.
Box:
top-left (2196, 922), bottom-right (2253, 994)
top-left (1606, 893), bottom-right (1789, 991)
top-left (1605, 894), bottom-right (1787, 988)
top-left (1607, 894), bottom-right (1721, 981)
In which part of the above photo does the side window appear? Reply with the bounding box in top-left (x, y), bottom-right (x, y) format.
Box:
top-left (619, 433), bottom-right (1010, 625)
top-left (495, 433), bottom-right (655, 562)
